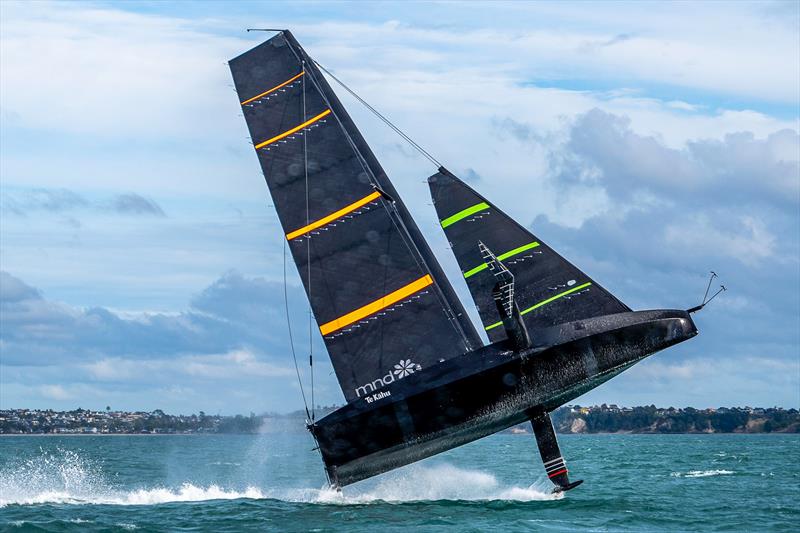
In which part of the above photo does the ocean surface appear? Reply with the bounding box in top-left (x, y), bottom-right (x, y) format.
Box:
top-left (0, 432), bottom-right (797, 532)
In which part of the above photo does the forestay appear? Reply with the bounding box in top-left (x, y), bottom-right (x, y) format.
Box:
top-left (229, 32), bottom-right (481, 402)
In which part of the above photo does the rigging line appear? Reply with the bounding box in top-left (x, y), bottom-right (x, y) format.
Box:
top-left (313, 59), bottom-right (442, 169)
top-left (297, 56), bottom-right (425, 267)
top-left (304, 61), bottom-right (471, 347)
top-left (702, 271), bottom-right (717, 305)
top-left (300, 63), bottom-right (464, 336)
top-left (291, 41), bottom-right (474, 349)
top-left (284, 238), bottom-right (311, 421)
top-left (303, 59), bottom-right (315, 423)
top-left (705, 285), bottom-right (726, 306)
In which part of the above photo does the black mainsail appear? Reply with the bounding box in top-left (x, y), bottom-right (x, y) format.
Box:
top-left (229, 32), bottom-right (481, 402)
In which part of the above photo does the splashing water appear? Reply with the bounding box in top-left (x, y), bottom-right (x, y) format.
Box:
top-left (0, 447), bottom-right (265, 507)
top-left (0, 448), bottom-right (558, 507)
top-left (317, 464), bottom-right (560, 503)
top-left (0, 447), bottom-right (110, 506)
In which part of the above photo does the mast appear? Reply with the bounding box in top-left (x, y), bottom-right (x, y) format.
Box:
top-left (229, 31), bottom-right (482, 402)
top-left (280, 31), bottom-right (481, 351)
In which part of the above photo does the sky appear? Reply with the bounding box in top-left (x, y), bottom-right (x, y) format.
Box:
top-left (0, 0), bottom-right (798, 414)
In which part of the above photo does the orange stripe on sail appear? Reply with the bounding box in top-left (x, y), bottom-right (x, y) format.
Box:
top-left (254, 109), bottom-right (331, 150)
top-left (240, 71), bottom-right (305, 105)
top-left (285, 190), bottom-right (382, 241)
top-left (319, 275), bottom-right (434, 335)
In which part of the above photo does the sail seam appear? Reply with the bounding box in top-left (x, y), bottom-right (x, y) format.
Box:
top-left (440, 202), bottom-right (490, 228)
top-left (240, 71), bottom-right (305, 105)
top-left (319, 275), bottom-right (434, 335)
top-left (285, 190), bottom-right (382, 240)
top-left (484, 282), bottom-right (592, 330)
top-left (463, 242), bottom-right (540, 278)
top-left (255, 109), bottom-right (331, 149)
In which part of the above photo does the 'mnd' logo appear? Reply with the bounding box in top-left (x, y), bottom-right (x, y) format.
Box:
top-left (356, 359), bottom-right (422, 400)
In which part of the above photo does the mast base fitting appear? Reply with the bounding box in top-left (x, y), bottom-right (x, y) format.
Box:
top-left (553, 479), bottom-right (583, 493)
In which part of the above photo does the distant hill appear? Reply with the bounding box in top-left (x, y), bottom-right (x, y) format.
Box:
top-left (507, 405), bottom-right (799, 434)
top-left (2, 405), bottom-right (797, 434)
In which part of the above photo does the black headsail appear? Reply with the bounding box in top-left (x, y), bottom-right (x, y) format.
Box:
top-left (229, 32), bottom-right (482, 402)
top-left (429, 168), bottom-right (630, 343)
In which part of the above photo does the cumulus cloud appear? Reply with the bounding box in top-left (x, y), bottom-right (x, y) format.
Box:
top-left (0, 2), bottom-right (244, 139)
top-left (0, 270), bottom-right (331, 412)
top-left (552, 109), bottom-right (799, 209)
top-left (492, 107), bottom-right (799, 378)
top-left (39, 384), bottom-right (72, 401)
top-left (0, 271), bottom-right (42, 302)
top-left (83, 349), bottom-right (293, 382)
top-left (0, 270), bottom-right (305, 366)
top-left (664, 215), bottom-right (776, 267)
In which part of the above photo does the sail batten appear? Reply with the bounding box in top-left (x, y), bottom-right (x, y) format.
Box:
top-left (440, 202), bottom-right (490, 228)
top-left (285, 190), bottom-right (382, 240)
top-left (241, 71), bottom-right (305, 105)
top-left (463, 241), bottom-right (540, 278)
top-left (229, 31), bottom-right (481, 401)
top-left (319, 274), bottom-right (434, 335)
top-left (255, 109), bottom-right (331, 149)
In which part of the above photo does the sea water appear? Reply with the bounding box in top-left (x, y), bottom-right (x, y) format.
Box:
top-left (0, 433), bottom-right (797, 531)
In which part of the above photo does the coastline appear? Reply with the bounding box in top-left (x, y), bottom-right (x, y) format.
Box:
top-left (2, 430), bottom-right (795, 437)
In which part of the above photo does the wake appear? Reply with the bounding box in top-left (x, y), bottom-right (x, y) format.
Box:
top-left (290, 464), bottom-right (561, 504)
top-left (0, 449), bottom-right (560, 507)
top-left (670, 469), bottom-right (735, 478)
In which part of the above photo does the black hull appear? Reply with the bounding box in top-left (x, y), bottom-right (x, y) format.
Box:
top-left (313, 310), bottom-right (697, 486)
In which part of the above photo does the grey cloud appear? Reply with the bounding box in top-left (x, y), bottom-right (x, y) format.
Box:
top-left (529, 208), bottom-right (798, 366)
top-left (0, 270), bottom-right (336, 411)
top-left (509, 110), bottom-right (800, 367)
top-left (1, 189), bottom-right (167, 217)
top-left (0, 270), bottom-right (307, 367)
top-left (602, 33), bottom-right (634, 47)
top-left (461, 168), bottom-right (482, 184)
top-left (1, 189), bottom-right (89, 215)
top-left (553, 109), bottom-right (799, 210)
top-left (0, 271), bottom-right (42, 303)
top-left (110, 193), bottom-right (166, 217)
top-left (191, 270), bottom-right (310, 329)
top-left (492, 117), bottom-right (545, 144)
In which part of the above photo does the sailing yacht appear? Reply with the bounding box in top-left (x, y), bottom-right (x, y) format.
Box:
top-left (228, 30), bottom-right (700, 491)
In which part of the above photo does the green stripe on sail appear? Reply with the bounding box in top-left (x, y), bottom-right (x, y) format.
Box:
top-left (440, 202), bottom-right (490, 228)
top-left (484, 320), bottom-right (503, 331)
top-left (484, 282), bottom-right (592, 331)
top-left (520, 282), bottom-right (592, 316)
top-left (463, 242), bottom-right (540, 278)
top-left (463, 263), bottom-right (489, 279)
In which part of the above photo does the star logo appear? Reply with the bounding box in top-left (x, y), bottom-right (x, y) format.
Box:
top-left (393, 359), bottom-right (422, 379)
